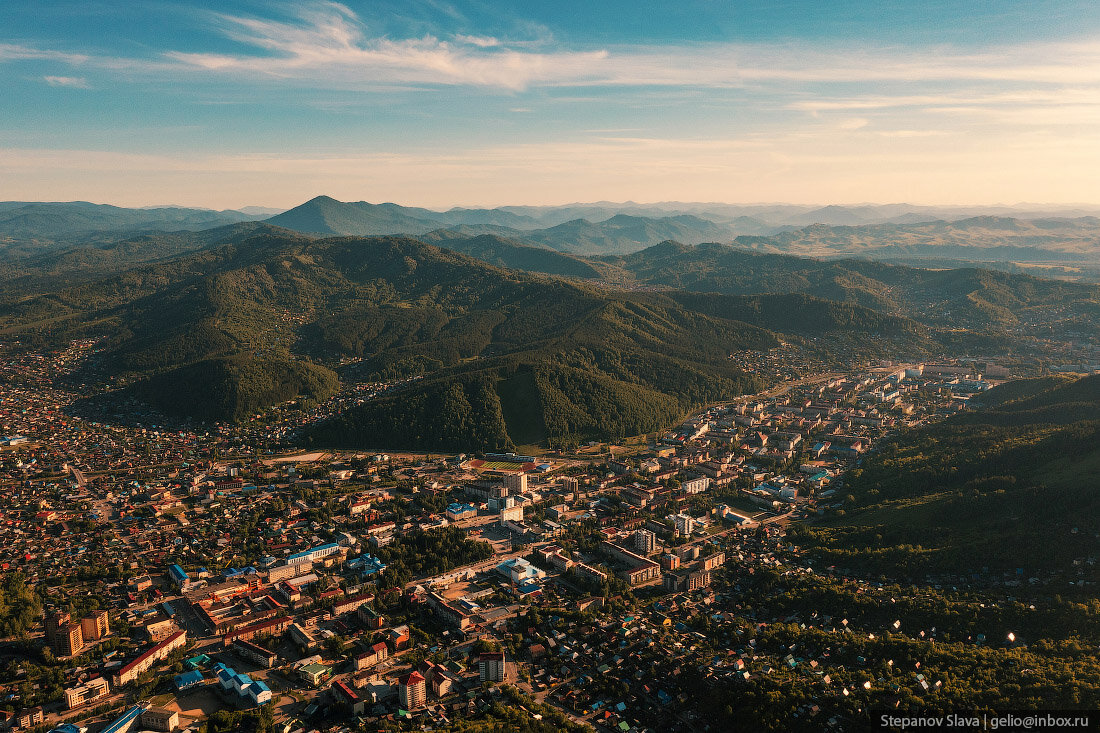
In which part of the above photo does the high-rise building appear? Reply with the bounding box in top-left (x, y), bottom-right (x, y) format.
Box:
top-left (633, 529), bottom-right (657, 554)
top-left (674, 513), bottom-right (695, 537)
top-left (81, 610), bottom-right (109, 641)
top-left (398, 671), bottom-right (426, 710)
top-left (503, 473), bottom-right (527, 495)
top-left (479, 651), bottom-right (506, 683)
top-left (45, 611), bottom-right (69, 647)
top-left (57, 622), bottom-right (84, 657)
top-left (46, 612), bottom-right (83, 656)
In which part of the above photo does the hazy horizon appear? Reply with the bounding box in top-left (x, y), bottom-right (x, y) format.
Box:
top-left (3, 1), bottom-right (1100, 208)
top-left (7, 196), bottom-right (1100, 215)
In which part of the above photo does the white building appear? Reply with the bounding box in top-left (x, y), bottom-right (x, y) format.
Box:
top-left (503, 473), bottom-right (527, 495)
top-left (674, 513), bottom-right (695, 537)
top-left (682, 477), bottom-right (710, 495)
top-left (479, 651), bottom-right (506, 682)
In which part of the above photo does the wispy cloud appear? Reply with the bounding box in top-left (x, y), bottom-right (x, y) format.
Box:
top-left (838, 118), bottom-right (869, 131)
top-left (43, 75), bottom-right (89, 88)
top-left (6, 2), bottom-right (1100, 96)
top-left (790, 88), bottom-right (1100, 112)
top-left (454, 34), bottom-right (500, 48)
top-left (149, 1), bottom-right (1100, 107)
top-left (165, 1), bottom-right (607, 90)
top-left (0, 42), bottom-right (87, 64)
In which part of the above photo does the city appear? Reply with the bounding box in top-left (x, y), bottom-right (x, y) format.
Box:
top-left (3, 336), bottom-right (1057, 733)
top-left (5, 1), bottom-right (1100, 731)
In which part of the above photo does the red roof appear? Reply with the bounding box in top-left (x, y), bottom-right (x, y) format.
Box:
top-left (332, 679), bottom-right (360, 702)
top-left (398, 671), bottom-right (425, 685)
top-left (117, 630), bottom-right (185, 676)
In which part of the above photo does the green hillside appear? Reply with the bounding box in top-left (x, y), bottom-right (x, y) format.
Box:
top-left (599, 242), bottom-right (1100, 335)
top-left (421, 232), bottom-right (604, 278)
top-left (0, 231), bottom-right (775, 435)
top-left (792, 375), bottom-right (1100, 585)
top-left (0, 227), bottom-right (1036, 446)
top-left (138, 355), bottom-right (338, 423)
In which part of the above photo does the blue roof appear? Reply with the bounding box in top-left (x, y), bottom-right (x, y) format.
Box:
top-left (168, 563), bottom-right (188, 581)
top-left (287, 542), bottom-right (340, 562)
top-left (101, 706), bottom-right (145, 733)
top-left (174, 669), bottom-right (204, 688)
top-left (250, 680), bottom-right (271, 693)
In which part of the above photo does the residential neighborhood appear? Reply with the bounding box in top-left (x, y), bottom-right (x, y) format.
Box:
top-left (2, 336), bottom-right (1084, 732)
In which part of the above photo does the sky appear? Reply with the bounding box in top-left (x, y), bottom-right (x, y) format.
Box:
top-left (2, 0), bottom-right (1100, 209)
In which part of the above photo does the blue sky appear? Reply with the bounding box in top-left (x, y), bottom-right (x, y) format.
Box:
top-left (2, 0), bottom-right (1100, 208)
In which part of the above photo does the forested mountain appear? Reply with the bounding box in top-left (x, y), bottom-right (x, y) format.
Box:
top-left (265, 195), bottom-right (445, 236)
top-left (792, 374), bottom-right (1100, 584)
top-left (515, 214), bottom-right (735, 254)
top-left (8, 197), bottom-right (1100, 267)
top-left (3, 206), bottom-right (1097, 448)
top-left (598, 241), bottom-right (1100, 335)
top-left (265, 196), bottom-right (741, 253)
top-left (0, 201), bottom-right (263, 240)
top-left (417, 232), bottom-right (604, 278)
top-left (0, 227), bottom-right (962, 446)
top-left (0, 222), bottom-right (271, 296)
top-left (262, 197), bottom-right (1100, 261)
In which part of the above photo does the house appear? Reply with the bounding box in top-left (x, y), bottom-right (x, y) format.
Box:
top-left (445, 503), bottom-right (477, 521)
top-left (114, 630), bottom-right (187, 686)
top-left (332, 678), bottom-right (367, 716)
top-left (141, 706), bottom-right (179, 732)
top-left (64, 676), bottom-right (109, 709)
top-left (214, 662), bottom-right (272, 703)
top-left (231, 639), bottom-right (278, 668)
top-left (298, 662), bottom-right (332, 687)
top-left (496, 557), bottom-right (546, 584)
top-left (388, 625), bottom-right (411, 652)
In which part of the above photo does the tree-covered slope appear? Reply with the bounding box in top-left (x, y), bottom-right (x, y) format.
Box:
top-left (0, 231), bottom-right (772, 432)
top-left (793, 375), bottom-right (1100, 584)
top-left (420, 232), bottom-right (604, 278)
top-left (601, 241), bottom-right (1100, 335)
top-left (0, 228), bottom-right (1018, 442)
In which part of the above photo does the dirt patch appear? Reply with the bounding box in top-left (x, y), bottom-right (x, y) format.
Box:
top-left (166, 685), bottom-right (226, 723)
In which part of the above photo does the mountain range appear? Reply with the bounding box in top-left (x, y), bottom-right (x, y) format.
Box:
top-left (3, 196), bottom-right (1100, 447)
top-left (8, 196), bottom-right (1100, 267)
top-left (0, 201), bottom-right (266, 240)
top-left (0, 226), bottom-right (958, 444)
